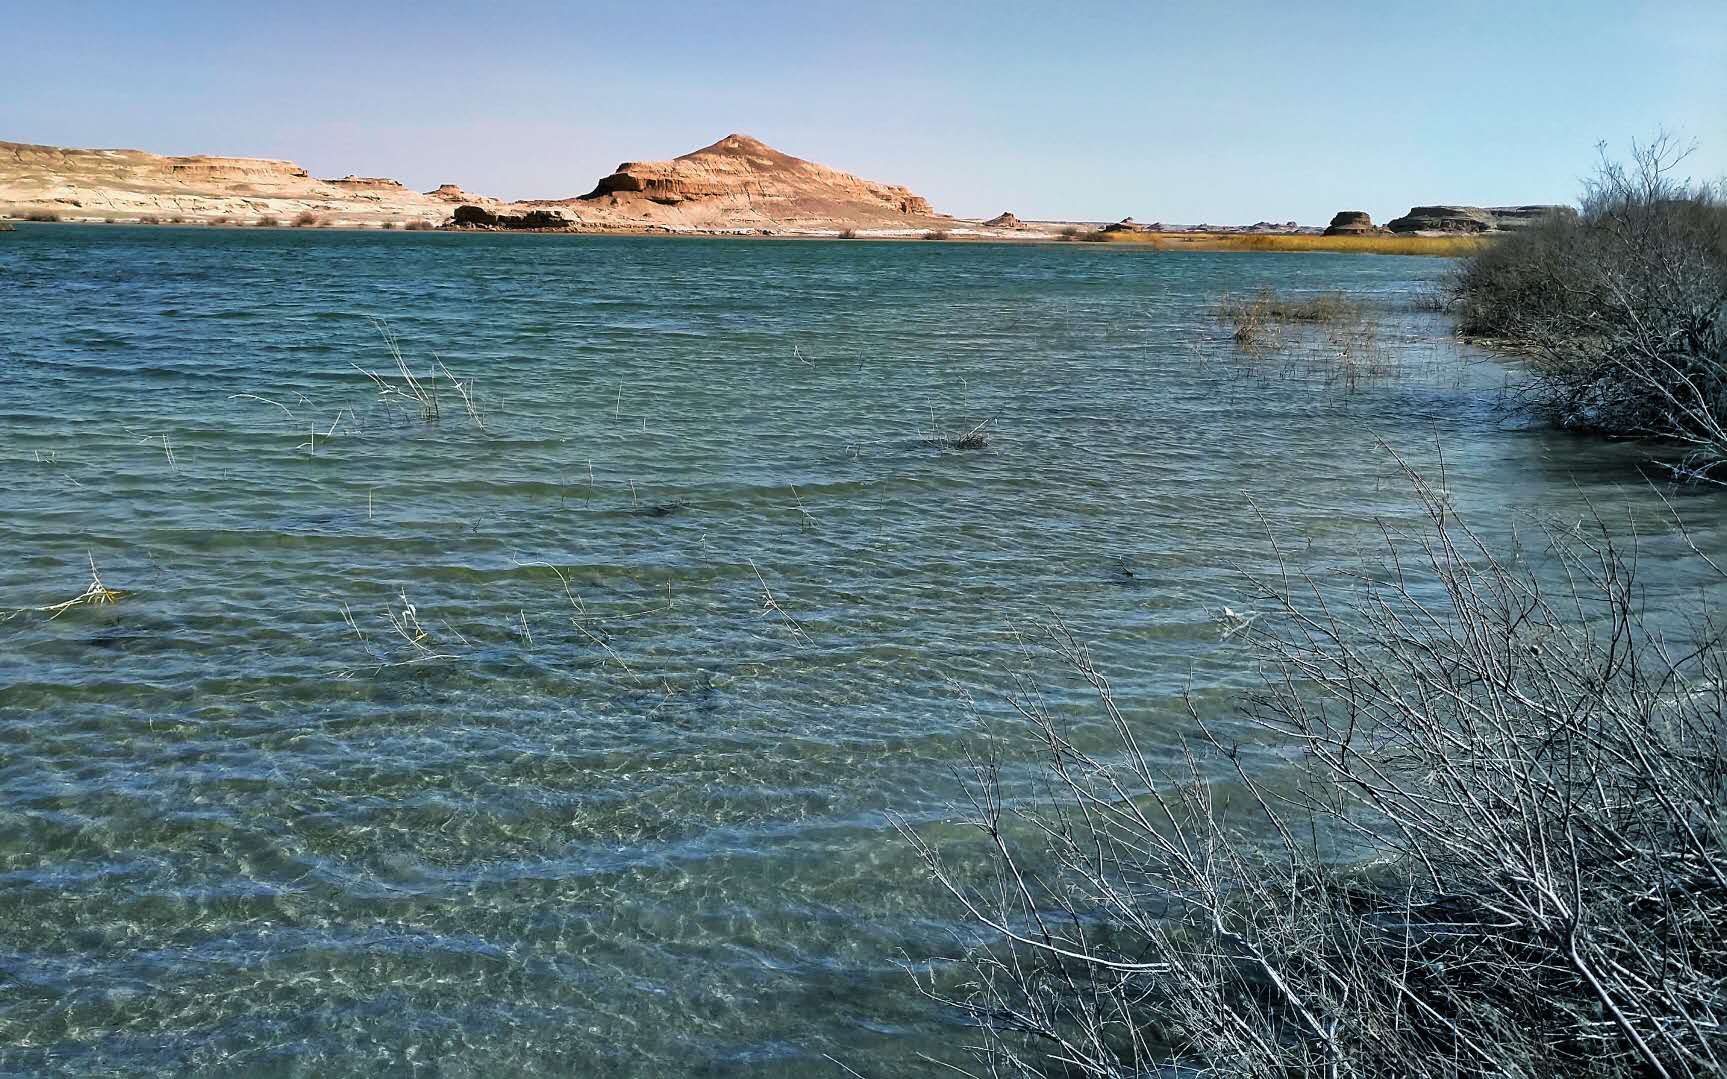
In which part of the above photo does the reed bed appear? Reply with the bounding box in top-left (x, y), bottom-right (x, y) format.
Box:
top-left (1102, 231), bottom-right (1486, 256)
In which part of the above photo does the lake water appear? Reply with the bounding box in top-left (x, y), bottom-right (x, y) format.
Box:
top-left (2, 226), bottom-right (1723, 1076)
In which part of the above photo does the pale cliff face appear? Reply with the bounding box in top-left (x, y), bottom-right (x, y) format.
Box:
top-left (0, 134), bottom-right (950, 233)
top-left (0, 140), bottom-right (497, 224)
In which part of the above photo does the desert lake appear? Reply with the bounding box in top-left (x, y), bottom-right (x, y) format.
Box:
top-left (2, 225), bottom-right (1722, 1076)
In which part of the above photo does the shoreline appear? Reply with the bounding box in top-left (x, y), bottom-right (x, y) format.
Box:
top-left (4, 218), bottom-right (1487, 255)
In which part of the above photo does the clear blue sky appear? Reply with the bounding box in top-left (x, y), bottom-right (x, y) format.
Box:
top-left (3, 0), bottom-right (1722, 224)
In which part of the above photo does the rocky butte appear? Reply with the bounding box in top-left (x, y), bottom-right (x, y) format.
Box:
top-left (1384, 204), bottom-right (1574, 234)
top-left (522, 133), bottom-right (949, 234)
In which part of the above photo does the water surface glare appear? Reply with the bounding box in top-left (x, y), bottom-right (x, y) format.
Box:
top-left (2, 226), bottom-right (1723, 1076)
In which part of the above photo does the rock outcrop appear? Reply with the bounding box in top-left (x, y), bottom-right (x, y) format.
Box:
top-left (1481, 204), bottom-right (1576, 230)
top-left (0, 140), bottom-right (502, 225)
top-left (1385, 206), bottom-right (1497, 233)
top-left (983, 211), bottom-right (1026, 229)
top-left (451, 205), bottom-right (569, 230)
top-left (564, 134), bottom-right (943, 230)
top-left (0, 133), bottom-right (949, 234)
top-left (1323, 211), bottom-right (1379, 235)
top-left (428, 183), bottom-right (489, 202)
top-left (1386, 204), bottom-right (1573, 234)
top-left (1102, 217), bottom-right (1154, 233)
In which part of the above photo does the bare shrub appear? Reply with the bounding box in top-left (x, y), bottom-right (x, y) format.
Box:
top-left (905, 461), bottom-right (1727, 1078)
top-left (1219, 290), bottom-right (1372, 365)
top-left (254, 215), bottom-right (281, 228)
top-left (921, 417), bottom-right (993, 450)
top-left (924, 229), bottom-right (952, 241)
top-left (1058, 225), bottom-right (1084, 242)
top-left (403, 219), bottom-right (435, 231)
top-left (1410, 288), bottom-right (1449, 313)
top-left (1454, 134), bottom-right (1727, 482)
top-left (210, 216), bottom-right (231, 227)
top-left (24, 211), bottom-right (60, 222)
top-left (380, 221), bottom-right (399, 230)
top-left (167, 215), bottom-right (185, 224)
top-left (292, 211), bottom-right (321, 228)
top-left (138, 215), bottom-right (160, 225)
top-left (837, 227), bottom-right (858, 239)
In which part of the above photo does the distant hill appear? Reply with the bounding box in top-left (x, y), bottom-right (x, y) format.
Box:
top-left (0, 140), bottom-right (494, 225)
top-left (0, 134), bottom-right (951, 234)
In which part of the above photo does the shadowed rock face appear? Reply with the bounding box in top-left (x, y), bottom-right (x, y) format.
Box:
top-left (451, 205), bottom-right (568, 230)
top-left (572, 134), bottom-right (941, 228)
top-left (983, 212), bottom-right (1026, 229)
top-left (1324, 210), bottom-right (1380, 235)
top-left (1386, 204), bottom-right (1573, 234)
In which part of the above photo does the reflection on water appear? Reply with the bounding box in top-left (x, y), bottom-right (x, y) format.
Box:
top-left (1, 226), bottom-right (1721, 1075)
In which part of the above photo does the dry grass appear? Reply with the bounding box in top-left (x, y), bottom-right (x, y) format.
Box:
top-left (23, 210), bottom-right (60, 222)
top-left (3, 555), bottom-right (126, 621)
top-left (1100, 231), bottom-right (1486, 256)
top-left (1218, 288), bottom-right (1364, 353)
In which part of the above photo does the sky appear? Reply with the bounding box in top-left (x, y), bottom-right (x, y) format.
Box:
top-left (2, 0), bottom-right (1723, 224)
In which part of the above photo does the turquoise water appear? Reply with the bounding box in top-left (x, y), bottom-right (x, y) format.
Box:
top-left (1, 225), bottom-right (1722, 1076)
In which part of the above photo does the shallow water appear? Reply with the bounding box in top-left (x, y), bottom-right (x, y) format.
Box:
top-left (1, 225), bottom-right (1722, 1076)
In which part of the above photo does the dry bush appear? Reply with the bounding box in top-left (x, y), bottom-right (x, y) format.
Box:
top-left (921, 418), bottom-right (993, 450)
top-left (167, 215), bottom-right (185, 224)
top-left (403, 219), bottom-right (435, 231)
top-left (24, 211), bottom-right (61, 222)
top-left (1058, 225), bottom-right (1085, 242)
top-left (380, 221), bottom-right (398, 230)
top-left (292, 211), bottom-right (321, 227)
top-left (254, 215), bottom-right (281, 228)
top-left (1454, 134), bottom-right (1727, 483)
top-left (906, 460), bottom-right (1727, 1078)
top-left (924, 229), bottom-right (952, 241)
top-left (138, 215), bottom-right (160, 225)
top-left (210, 216), bottom-right (231, 226)
top-left (838, 227), bottom-right (859, 239)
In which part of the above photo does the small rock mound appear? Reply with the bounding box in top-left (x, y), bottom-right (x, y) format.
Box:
top-left (428, 183), bottom-right (489, 203)
top-left (983, 211), bottom-right (1026, 229)
top-left (1324, 211), bottom-right (1379, 235)
top-left (1102, 217), bottom-right (1153, 233)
